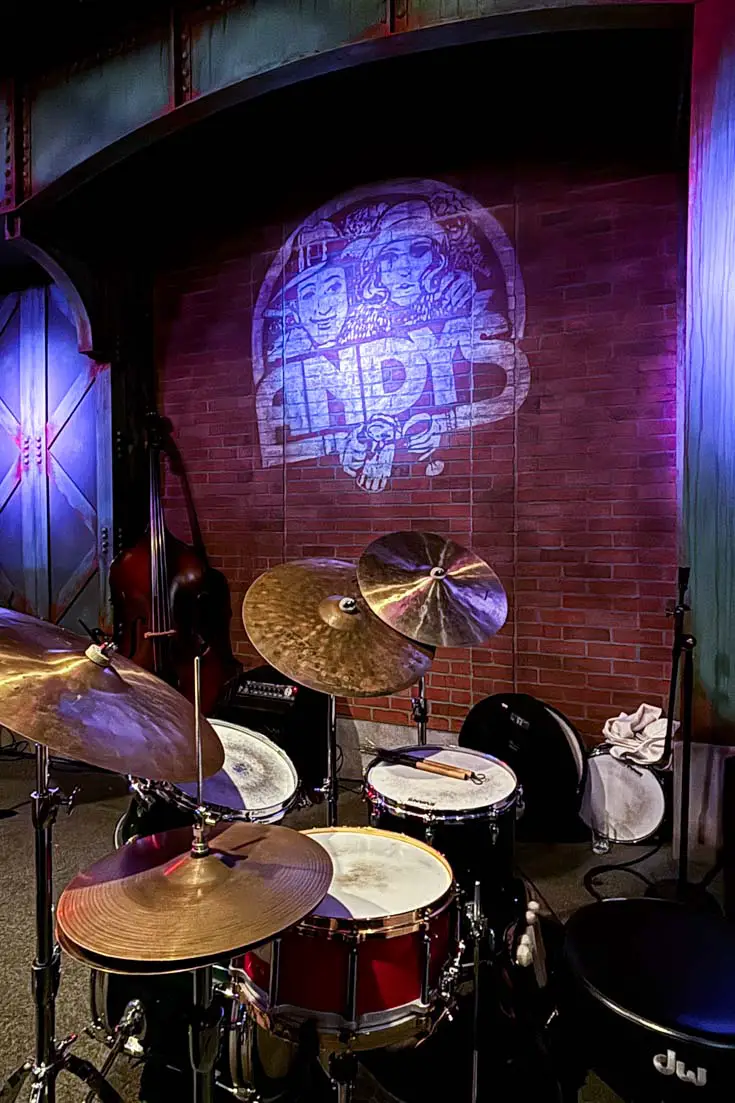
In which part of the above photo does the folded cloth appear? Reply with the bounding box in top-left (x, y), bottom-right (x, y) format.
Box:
top-left (602, 703), bottom-right (679, 765)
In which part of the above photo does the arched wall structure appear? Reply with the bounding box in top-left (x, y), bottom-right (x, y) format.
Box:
top-left (0, 1), bottom-right (691, 215)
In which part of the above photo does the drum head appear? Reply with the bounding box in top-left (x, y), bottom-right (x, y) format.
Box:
top-left (366, 746), bottom-right (517, 818)
top-left (565, 898), bottom-right (735, 1044)
top-left (459, 694), bottom-right (585, 833)
top-left (580, 750), bottom-right (665, 843)
top-left (304, 828), bottom-right (452, 921)
top-left (176, 720), bottom-right (298, 819)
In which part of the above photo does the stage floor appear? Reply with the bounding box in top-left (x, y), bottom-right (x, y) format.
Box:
top-left (0, 755), bottom-right (722, 1102)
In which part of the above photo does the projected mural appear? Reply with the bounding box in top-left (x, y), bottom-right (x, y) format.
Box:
top-left (252, 179), bottom-right (529, 492)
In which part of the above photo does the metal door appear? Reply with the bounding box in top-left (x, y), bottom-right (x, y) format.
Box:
top-left (0, 285), bottom-right (112, 630)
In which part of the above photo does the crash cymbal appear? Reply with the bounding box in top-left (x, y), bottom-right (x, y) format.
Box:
top-left (357, 531), bottom-right (508, 648)
top-left (56, 821), bottom-right (333, 973)
top-left (243, 559), bottom-right (433, 697)
top-left (0, 608), bottom-right (224, 782)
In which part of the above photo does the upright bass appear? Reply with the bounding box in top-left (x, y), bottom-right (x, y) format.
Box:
top-left (109, 413), bottom-right (241, 713)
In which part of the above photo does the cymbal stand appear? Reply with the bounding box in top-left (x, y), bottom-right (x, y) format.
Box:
top-left (325, 694), bottom-right (339, 827)
top-left (0, 741), bottom-right (122, 1103)
top-left (468, 881), bottom-right (488, 1103)
top-left (328, 1051), bottom-right (358, 1103)
top-left (412, 676), bottom-right (428, 746)
top-left (188, 657), bottom-right (223, 1103)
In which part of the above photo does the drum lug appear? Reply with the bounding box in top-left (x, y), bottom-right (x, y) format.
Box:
top-left (488, 818), bottom-right (499, 845)
top-left (421, 930), bottom-right (432, 1005)
top-left (345, 941), bottom-right (359, 1029)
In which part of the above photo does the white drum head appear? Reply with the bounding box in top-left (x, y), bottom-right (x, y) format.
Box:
top-left (581, 751), bottom-right (665, 843)
top-left (177, 720), bottom-right (298, 819)
top-left (305, 828), bottom-right (452, 920)
top-left (367, 746), bottom-right (517, 816)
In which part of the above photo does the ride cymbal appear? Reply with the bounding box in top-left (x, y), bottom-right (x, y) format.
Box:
top-left (0, 608), bottom-right (224, 782)
top-left (357, 531), bottom-right (508, 648)
top-left (56, 822), bottom-right (333, 973)
top-left (242, 559), bottom-right (433, 697)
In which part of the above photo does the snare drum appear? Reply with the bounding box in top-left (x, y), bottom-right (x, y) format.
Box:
top-left (364, 746), bottom-right (520, 914)
top-left (114, 720), bottom-right (299, 846)
top-left (233, 827), bottom-right (456, 1052)
top-left (580, 745), bottom-right (666, 845)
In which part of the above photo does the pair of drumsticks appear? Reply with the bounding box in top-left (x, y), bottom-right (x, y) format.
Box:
top-left (374, 748), bottom-right (485, 783)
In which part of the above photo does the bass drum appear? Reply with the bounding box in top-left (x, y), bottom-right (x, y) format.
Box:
top-left (559, 899), bottom-right (735, 1101)
top-left (459, 694), bottom-right (586, 841)
top-left (580, 745), bottom-right (666, 845)
top-left (89, 966), bottom-right (235, 1084)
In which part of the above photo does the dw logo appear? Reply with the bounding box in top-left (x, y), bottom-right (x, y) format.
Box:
top-left (653, 1049), bottom-right (707, 1087)
top-left (252, 179), bottom-right (529, 492)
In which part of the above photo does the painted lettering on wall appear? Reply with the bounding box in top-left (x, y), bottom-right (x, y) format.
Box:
top-left (252, 179), bottom-right (529, 492)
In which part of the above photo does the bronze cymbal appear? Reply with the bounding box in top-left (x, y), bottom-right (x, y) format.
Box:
top-left (55, 822), bottom-right (333, 973)
top-left (357, 531), bottom-right (508, 648)
top-left (0, 608), bottom-right (224, 782)
top-left (242, 559), bottom-right (433, 698)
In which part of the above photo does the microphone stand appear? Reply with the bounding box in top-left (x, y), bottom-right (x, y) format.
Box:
top-left (646, 568), bottom-right (719, 911)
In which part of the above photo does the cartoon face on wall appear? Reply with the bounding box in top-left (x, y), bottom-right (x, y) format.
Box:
top-left (252, 179), bottom-right (529, 493)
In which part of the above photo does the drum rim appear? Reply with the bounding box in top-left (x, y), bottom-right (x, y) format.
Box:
top-left (543, 704), bottom-right (587, 792)
top-left (299, 826), bottom-right (455, 938)
top-left (364, 744), bottom-right (519, 822)
top-left (129, 720), bottom-right (300, 822)
top-left (581, 744), bottom-right (666, 843)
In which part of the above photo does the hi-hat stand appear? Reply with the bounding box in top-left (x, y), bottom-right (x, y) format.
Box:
top-left (0, 743), bottom-right (122, 1103)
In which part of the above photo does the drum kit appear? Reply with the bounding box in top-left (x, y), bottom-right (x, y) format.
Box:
top-left (0, 531), bottom-right (545, 1103)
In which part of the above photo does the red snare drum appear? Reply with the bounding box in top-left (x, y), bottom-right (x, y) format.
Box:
top-left (233, 827), bottom-right (455, 1050)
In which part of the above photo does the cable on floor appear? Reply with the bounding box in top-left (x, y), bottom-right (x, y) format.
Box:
top-left (582, 842), bottom-right (663, 902)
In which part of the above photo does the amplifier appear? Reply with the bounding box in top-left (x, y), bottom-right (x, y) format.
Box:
top-left (214, 664), bottom-right (328, 801)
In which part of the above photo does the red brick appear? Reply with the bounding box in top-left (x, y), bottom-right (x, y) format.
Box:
top-left (158, 170), bottom-right (677, 734)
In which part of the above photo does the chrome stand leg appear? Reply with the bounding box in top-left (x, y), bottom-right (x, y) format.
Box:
top-left (412, 676), bottom-right (428, 746)
top-left (329, 1053), bottom-right (357, 1103)
top-left (0, 745), bottom-right (121, 1103)
top-left (326, 694), bottom-right (339, 827)
top-left (32, 744), bottom-right (58, 1103)
top-left (190, 966), bottom-right (221, 1103)
top-left (468, 882), bottom-right (487, 1103)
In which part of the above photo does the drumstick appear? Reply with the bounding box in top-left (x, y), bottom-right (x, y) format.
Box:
top-left (374, 750), bottom-right (479, 781)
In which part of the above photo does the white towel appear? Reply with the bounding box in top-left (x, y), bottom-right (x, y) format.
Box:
top-left (602, 703), bottom-right (678, 765)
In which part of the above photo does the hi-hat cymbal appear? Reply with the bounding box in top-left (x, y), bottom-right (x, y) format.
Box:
top-left (242, 559), bottom-right (433, 697)
top-left (56, 822), bottom-right (333, 973)
top-left (357, 531), bottom-right (508, 648)
top-left (0, 608), bottom-right (224, 782)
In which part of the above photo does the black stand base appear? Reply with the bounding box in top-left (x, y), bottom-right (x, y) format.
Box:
top-left (644, 877), bottom-right (721, 914)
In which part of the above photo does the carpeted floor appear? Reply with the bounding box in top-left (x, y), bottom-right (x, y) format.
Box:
top-left (0, 754), bottom-right (723, 1102)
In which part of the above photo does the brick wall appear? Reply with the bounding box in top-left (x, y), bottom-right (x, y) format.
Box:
top-left (156, 168), bottom-right (679, 743)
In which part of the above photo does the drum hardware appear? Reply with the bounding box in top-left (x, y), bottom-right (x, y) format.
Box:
top-left (468, 882), bottom-right (487, 1103)
top-left (328, 1051), bottom-right (359, 1103)
top-left (190, 965), bottom-right (222, 1103)
top-left (412, 676), bottom-right (429, 746)
top-left (82, 999), bottom-right (146, 1103)
top-left (643, 568), bottom-right (720, 911)
top-left (326, 693), bottom-right (338, 827)
top-left (0, 740), bottom-right (124, 1103)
